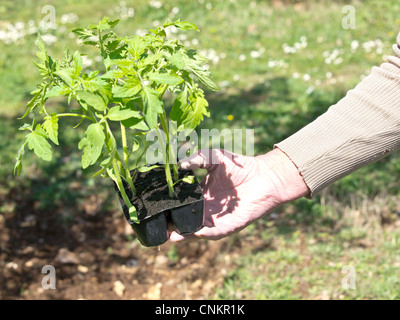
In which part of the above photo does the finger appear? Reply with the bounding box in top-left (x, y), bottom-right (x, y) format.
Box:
top-left (179, 149), bottom-right (221, 172)
top-left (169, 230), bottom-right (200, 242)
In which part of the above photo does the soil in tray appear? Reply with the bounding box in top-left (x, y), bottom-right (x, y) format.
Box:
top-left (118, 167), bottom-right (203, 221)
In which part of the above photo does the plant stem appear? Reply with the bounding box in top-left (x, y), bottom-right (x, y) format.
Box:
top-left (112, 158), bottom-right (138, 223)
top-left (57, 113), bottom-right (92, 120)
top-left (156, 127), bottom-right (174, 198)
top-left (120, 122), bottom-right (136, 194)
top-left (159, 110), bottom-right (179, 181)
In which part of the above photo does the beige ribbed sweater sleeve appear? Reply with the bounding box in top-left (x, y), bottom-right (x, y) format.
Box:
top-left (275, 33), bottom-right (400, 198)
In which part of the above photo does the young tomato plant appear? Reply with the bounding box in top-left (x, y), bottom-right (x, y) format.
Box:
top-left (14, 17), bottom-right (218, 224)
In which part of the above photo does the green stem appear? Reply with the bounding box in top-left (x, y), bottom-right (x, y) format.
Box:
top-left (156, 127), bottom-right (174, 198)
top-left (112, 158), bottom-right (138, 223)
top-left (159, 110), bottom-right (179, 181)
top-left (120, 122), bottom-right (136, 194)
top-left (57, 113), bottom-right (92, 120)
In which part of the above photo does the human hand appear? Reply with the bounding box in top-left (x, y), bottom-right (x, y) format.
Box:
top-left (169, 148), bottom-right (309, 242)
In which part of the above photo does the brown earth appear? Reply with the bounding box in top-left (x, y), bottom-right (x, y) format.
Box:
top-left (0, 187), bottom-right (250, 300)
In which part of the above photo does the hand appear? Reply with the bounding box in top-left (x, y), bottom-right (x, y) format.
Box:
top-left (169, 148), bottom-right (310, 242)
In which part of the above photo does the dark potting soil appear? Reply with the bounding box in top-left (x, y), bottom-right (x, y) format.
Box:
top-left (116, 167), bottom-right (203, 221)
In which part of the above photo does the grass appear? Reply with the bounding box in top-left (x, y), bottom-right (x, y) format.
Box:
top-left (1, 0), bottom-right (400, 300)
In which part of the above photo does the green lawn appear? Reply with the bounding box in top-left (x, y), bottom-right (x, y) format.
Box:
top-left (1, 0), bottom-right (400, 299)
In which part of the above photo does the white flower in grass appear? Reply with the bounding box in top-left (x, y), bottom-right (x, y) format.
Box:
top-left (149, 0), bottom-right (163, 9)
top-left (303, 74), bottom-right (311, 81)
top-left (239, 54), bottom-right (246, 61)
top-left (61, 13), bottom-right (79, 24)
top-left (351, 40), bottom-right (359, 52)
top-left (292, 72), bottom-right (300, 79)
top-left (171, 7), bottom-right (180, 15)
top-left (41, 34), bottom-right (57, 45)
top-left (250, 50), bottom-right (261, 58)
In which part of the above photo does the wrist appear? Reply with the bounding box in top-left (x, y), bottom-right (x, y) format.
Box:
top-left (256, 148), bottom-right (310, 203)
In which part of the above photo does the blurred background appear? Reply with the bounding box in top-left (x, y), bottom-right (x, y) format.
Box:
top-left (1, 0), bottom-right (400, 300)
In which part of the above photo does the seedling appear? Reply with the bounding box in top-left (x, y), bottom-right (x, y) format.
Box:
top-left (14, 17), bottom-right (218, 225)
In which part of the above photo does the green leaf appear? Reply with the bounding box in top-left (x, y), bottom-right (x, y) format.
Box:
top-left (107, 105), bottom-right (141, 121)
top-left (36, 34), bottom-right (48, 63)
top-left (77, 90), bottom-right (107, 111)
top-left (168, 52), bottom-right (186, 70)
top-left (19, 123), bottom-right (33, 131)
top-left (101, 69), bottom-right (125, 79)
top-left (43, 114), bottom-right (59, 145)
top-left (183, 52), bottom-right (219, 91)
top-left (90, 17), bottom-right (120, 32)
top-left (173, 21), bottom-right (199, 31)
top-left (79, 123), bottom-right (105, 169)
top-left (112, 78), bottom-right (141, 98)
top-left (181, 95), bottom-right (210, 129)
top-left (14, 142), bottom-right (27, 176)
top-left (45, 85), bottom-right (70, 98)
top-left (54, 69), bottom-right (74, 87)
top-left (163, 19), bottom-right (199, 31)
top-left (137, 165), bottom-right (160, 172)
top-left (141, 87), bottom-right (163, 129)
top-left (170, 89), bottom-right (187, 124)
top-left (121, 117), bottom-right (149, 131)
top-left (26, 124), bottom-right (52, 161)
top-left (147, 72), bottom-right (183, 86)
top-left (181, 175), bottom-right (195, 184)
top-left (19, 88), bottom-right (43, 119)
top-left (126, 36), bottom-right (148, 60)
top-left (72, 51), bottom-right (82, 76)
top-left (131, 138), bottom-right (140, 153)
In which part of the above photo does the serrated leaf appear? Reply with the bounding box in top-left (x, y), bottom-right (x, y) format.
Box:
top-left (107, 105), bottom-right (141, 121)
top-left (169, 88), bottom-right (187, 124)
top-left (182, 50), bottom-right (219, 91)
top-left (14, 142), bottom-right (27, 176)
top-left (147, 72), bottom-right (183, 86)
top-left (54, 69), bottom-right (74, 87)
top-left (168, 52), bottom-right (185, 70)
top-left (19, 89), bottom-right (43, 119)
top-left (77, 90), bottom-right (107, 111)
top-left (36, 34), bottom-right (48, 63)
top-left (19, 123), bottom-right (32, 131)
top-left (72, 51), bottom-right (82, 76)
top-left (141, 87), bottom-right (163, 129)
top-left (43, 114), bottom-right (59, 145)
top-left (45, 85), bottom-right (70, 98)
top-left (126, 36), bottom-right (148, 60)
top-left (181, 95), bottom-right (210, 129)
top-left (121, 117), bottom-right (149, 131)
top-left (26, 124), bottom-right (52, 161)
top-left (184, 57), bottom-right (219, 91)
top-left (101, 69), bottom-right (125, 79)
top-left (112, 78), bottom-right (141, 98)
top-left (79, 123), bottom-right (105, 169)
top-left (173, 21), bottom-right (199, 31)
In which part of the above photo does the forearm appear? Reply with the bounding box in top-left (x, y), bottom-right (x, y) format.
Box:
top-left (275, 35), bottom-right (400, 197)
